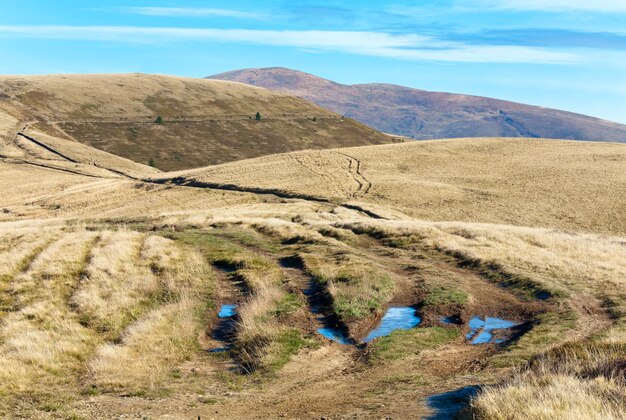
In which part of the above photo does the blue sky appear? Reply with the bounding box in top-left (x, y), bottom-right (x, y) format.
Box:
top-left (0, 1), bottom-right (625, 123)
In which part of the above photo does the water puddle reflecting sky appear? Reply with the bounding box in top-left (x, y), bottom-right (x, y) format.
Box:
top-left (363, 307), bottom-right (422, 343)
top-left (218, 304), bottom-right (237, 318)
top-left (466, 316), bottom-right (518, 344)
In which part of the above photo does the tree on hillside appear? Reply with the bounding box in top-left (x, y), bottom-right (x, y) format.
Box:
top-left (148, 158), bottom-right (156, 167)
top-left (155, 116), bottom-right (163, 125)
top-left (255, 112), bottom-right (262, 121)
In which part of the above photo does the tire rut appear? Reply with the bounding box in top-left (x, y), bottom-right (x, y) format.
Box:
top-left (333, 151), bottom-right (372, 198)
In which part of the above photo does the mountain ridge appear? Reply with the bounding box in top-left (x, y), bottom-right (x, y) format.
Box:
top-left (209, 67), bottom-right (626, 142)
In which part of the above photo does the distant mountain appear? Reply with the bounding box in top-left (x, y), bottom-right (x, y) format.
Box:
top-left (209, 67), bottom-right (626, 143)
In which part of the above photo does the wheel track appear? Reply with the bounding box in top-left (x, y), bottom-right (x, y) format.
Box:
top-left (333, 151), bottom-right (372, 198)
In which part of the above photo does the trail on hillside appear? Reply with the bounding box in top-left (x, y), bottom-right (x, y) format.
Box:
top-left (334, 151), bottom-right (372, 197)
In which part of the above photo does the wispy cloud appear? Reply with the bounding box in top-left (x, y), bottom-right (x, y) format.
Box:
top-left (0, 25), bottom-right (580, 65)
top-left (467, 0), bottom-right (626, 13)
top-left (468, 28), bottom-right (626, 50)
top-left (125, 7), bottom-right (265, 19)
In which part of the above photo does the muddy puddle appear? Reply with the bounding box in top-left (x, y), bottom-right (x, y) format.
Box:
top-left (426, 386), bottom-right (479, 419)
top-left (466, 316), bottom-right (518, 344)
top-left (307, 279), bottom-right (356, 345)
top-left (317, 306), bottom-right (421, 344)
top-left (209, 304), bottom-right (238, 353)
top-left (363, 307), bottom-right (421, 343)
top-left (218, 304), bottom-right (237, 318)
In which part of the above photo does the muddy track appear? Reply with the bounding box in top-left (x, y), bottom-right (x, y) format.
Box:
top-left (334, 151), bottom-right (372, 197)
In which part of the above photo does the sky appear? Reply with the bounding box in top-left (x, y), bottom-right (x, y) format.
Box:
top-left (0, 1), bottom-right (625, 123)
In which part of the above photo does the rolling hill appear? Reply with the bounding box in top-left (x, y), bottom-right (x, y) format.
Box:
top-left (209, 67), bottom-right (626, 143)
top-left (0, 74), bottom-right (391, 171)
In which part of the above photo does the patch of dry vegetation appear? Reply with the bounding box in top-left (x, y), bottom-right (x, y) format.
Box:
top-left (473, 343), bottom-right (626, 419)
top-left (0, 229), bottom-right (99, 414)
top-left (172, 138), bottom-right (626, 234)
top-left (88, 237), bottom-right (214, 395)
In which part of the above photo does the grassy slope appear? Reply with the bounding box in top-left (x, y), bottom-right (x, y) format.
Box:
top-left (161, 137), bottom-right (626, 235)
top-left (0, 74), bottom-right (391, 170)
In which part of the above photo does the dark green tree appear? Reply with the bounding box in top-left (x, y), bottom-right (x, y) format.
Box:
top-left (255, 112), bottom-right (262, 121)
top-left (148, 158), bottom-right (156, 167)
top-left (155, 116), bottom-right (163, 125)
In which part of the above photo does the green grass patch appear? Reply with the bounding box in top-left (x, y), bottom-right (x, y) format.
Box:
top-left (273, 293), bottom-right (304, 317)
top-left (264, 329), bottom-right (319, 373)
top-left (300, 249), bottom-right (397, 321)
top-left (370, 327), bottom-right (459, 361)
top-left (422, 285), bottom-right (469, 307)
top-left (333, 283), bottom-right (394, 320)
top-left (490, 309), bottom-right (578, 368)
top-left (211, 226), bottom-right (282, 253)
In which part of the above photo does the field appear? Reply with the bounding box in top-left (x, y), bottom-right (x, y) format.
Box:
top-left (0, 76), bottom-right (625, 418)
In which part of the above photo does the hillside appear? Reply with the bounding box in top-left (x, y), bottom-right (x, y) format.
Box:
top-left (1, 133), bottom-right (625, 418)
top-left (0, 74), bottom-right (391, 171)
top-left (209, 67), bottom-right (626, 143)
top-left (159, 137), bottom-right (626, 235)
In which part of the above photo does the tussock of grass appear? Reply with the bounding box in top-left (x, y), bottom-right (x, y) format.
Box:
top-left (300, 248), bottom-right (396, 321)
top-left (233, 264), bottom-right (311, 373)
top-left (422, 285), bottom-right (469, 307)
top-left (370, 327), bottom-right (459, 361)
top-left (473, 343), bottom-right (626, 419)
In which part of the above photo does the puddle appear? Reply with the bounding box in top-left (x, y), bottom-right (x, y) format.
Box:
top-left (466, 316), bottom-right (518, 344)
top-left (209, 304), bottom-right (239, 352)
top-left (535, 291), bottom-right (551, 300)
top-left (209, 346), bottom-right (232, 353)
top-left (303, 279), bottom-right (354, 344)
top-left (426, 385), bottom-right (480, 419)
top-left (218, 304), bottom-right (237, 318)
top-left (317, 327), bottom-right (354, 344)
top-left (363, 307), bottom-right (422, 343)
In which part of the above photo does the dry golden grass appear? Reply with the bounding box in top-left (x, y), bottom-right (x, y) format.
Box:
top-left (473, 343), bottom-right (626, 420)
top-left (171, 137), bottom-right (626, 234)
top-left (0, 229), bottom-right (98, 413)
top-left (89, 242), bottom-right (213, 395)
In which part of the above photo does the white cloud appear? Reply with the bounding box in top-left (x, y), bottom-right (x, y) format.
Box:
top-left (0, 25), bottom-right (580, 64)
top-left (126, 7), bottom-right (264, 19)
top-left (471, 0), bottom-right (626, 12)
